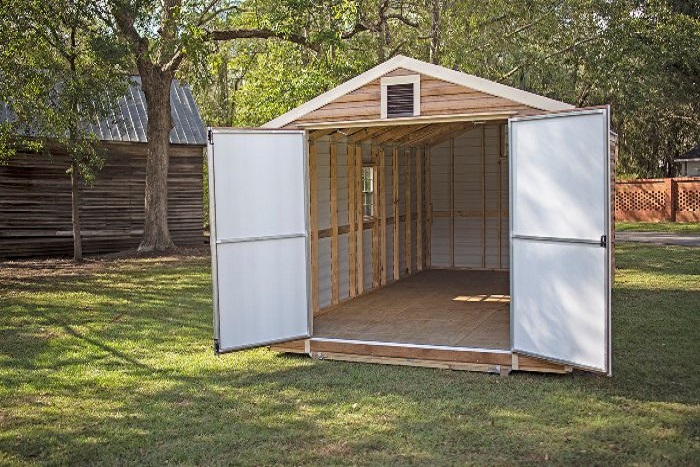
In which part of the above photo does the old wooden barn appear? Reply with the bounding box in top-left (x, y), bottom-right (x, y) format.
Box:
top-left (207, 56), bottom-right (616, 375)
top-left (0, 78), bottom-right (206, 258)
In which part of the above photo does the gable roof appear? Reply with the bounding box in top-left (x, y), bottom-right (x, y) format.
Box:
top-left (262, 55), bottom-right (574, 129)
top-left (1, 77), bottom-right (207, 146)
top-left (675, 145), bottom-right (700, 161)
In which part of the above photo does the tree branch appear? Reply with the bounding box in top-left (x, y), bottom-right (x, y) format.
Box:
top-left (499, 36), bottom-right (601, 81)
top-left (207, 28), bottom-right (319, 51)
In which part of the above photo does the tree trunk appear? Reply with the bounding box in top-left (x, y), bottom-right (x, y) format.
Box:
top-left (138, 67), bottom-right (175, 252)
top-left (429, 0), bottom-right (442, 64)
top-left (70, 160), bottom-right (83, 262)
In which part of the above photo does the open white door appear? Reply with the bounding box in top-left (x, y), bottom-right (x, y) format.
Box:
top-left (509, 108), bottom-right (612, 374)
top-left (208, 129), bottom-right (311, 353)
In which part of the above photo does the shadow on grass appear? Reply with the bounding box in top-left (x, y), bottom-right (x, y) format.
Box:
top-left (1, 250), bottom-right (698, 465)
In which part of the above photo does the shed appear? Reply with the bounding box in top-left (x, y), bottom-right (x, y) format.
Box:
top-left (0, 78), bottom-right (207, 258)
top-left (207, 56), bottom-right (615, 375)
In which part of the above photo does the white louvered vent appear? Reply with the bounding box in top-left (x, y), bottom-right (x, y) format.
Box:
top-left (381, 74), bottom-right (420, 119)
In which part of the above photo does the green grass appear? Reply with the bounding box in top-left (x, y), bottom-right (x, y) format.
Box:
top-left (1, 246), bottom-right (698, 466)
top-left (616, 221), bottom-right (700, 234)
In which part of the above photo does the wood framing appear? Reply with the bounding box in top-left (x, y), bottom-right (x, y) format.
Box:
top-left (379, 148), bottom-right (387, 285)
top-left (481, 125), bottom-right (486, 268)
top-left (372, 148), bottom-right (380, 288)
top-left (347, 142), bottom-right (357, 298)
top-left (425, 146), bottom-right (431, 268)
top-left (416, 148), bottom-right (423, 271)
top-left (309, 140), bottom-right (320, 313)
top-left (392, 147), bottom-right (400, 281)
top-left (330, 142), bottom-right (339, 305)
top-left (355, 144), bottom-right (364, 295)
top-left (450, 137), bottom-right (455, 268)
top-left (497, 124), bottom-right (503, 269)
top-left (404, 147), bottom-right (412, 274)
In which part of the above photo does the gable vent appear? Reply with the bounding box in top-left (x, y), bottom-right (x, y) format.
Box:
top-left (381, 74), bottom-right (420, 119)
top-left (386, 84), bottom-right (415, 118)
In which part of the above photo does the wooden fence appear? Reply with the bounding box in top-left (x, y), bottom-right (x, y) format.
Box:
top-left (615, 177), bottom-right (700, 222)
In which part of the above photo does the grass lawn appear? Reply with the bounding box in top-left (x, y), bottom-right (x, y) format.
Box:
top-left (1, 245), bottom-right (698, 466)
top-left (616, 221), bottom-right (700, 234)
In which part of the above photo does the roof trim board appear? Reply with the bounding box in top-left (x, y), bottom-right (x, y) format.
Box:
top-left (294, 111), bottom-right (517, 129)
top-left (262, 55), bottom-right (574, 129)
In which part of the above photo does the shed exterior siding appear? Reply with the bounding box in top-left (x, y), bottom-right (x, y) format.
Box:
top-left (288, 69), bottom-right (542, 128)
top-left (0, 143), bottom-right (204, 258)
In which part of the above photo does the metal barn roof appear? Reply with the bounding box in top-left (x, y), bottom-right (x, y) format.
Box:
top-left (1, 77), bottom-right (207, 146)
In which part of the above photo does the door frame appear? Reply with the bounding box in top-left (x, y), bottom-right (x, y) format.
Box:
top-left (507, 107), bottom-right (612, 375)
top-left (207, 128), bottom-right (313, 353)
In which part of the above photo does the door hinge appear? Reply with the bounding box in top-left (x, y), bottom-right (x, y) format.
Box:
top-left (207, 129), bottom-right (213, 145)
top-left (600, 235), bottom-right (607, 247)
top-left (213, 338), bottom-right (220, 355)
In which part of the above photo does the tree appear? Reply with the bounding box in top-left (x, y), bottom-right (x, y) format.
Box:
top-left (0, 0), bottom-right (129, 261)
top-left (107, 0), bottom-right (341, 251)
top-left (195, 0), bottom-right (698, 178)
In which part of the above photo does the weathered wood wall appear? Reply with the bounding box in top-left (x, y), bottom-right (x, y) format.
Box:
top-left (0, 142), bottom-right (205, 258)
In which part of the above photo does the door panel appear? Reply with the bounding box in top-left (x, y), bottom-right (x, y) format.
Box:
top-left (216, 237), bottom-right (310, 351)
top-left (208, 130), bottom-right (311, 353)
top-left (509, 108), bottom-right (611, 374)
top-left (512, 239), bottom-right (607, 372)
top-left (212, 132), bottom-right (308, 240)
top-left (511, 111), bottom-right (607, 241)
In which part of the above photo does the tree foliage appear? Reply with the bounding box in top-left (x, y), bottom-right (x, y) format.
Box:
top-left (184, 0), bottom-right (699, 177)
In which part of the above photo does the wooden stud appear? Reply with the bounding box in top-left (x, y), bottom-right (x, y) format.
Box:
top-left (497, 123), bottom-right (503, 269)
top-left (404, 147), bottom-right (412, 274)
top-left (425, 146), bottom-right (431, 269)
top-left (330, 142), bottom-right (339, 305)
top-left (450, 137), bottom-right (455, 268)
top-left (309, 140), bottom-right (319, 314)
top-left (416, 147), bottom-right (423, 271)
top-left (347, 142), bottom-right (357, 298)
top-left (481, 125), bottom-right (486, 269)
top-left (379, 148), bottom-right (387, 285)
top-left (372, 147), bottom-right (380, 288)
top-left (355, 144), bottom-right (364, 295)
top-left (392, 147), bottom-right (400, 281)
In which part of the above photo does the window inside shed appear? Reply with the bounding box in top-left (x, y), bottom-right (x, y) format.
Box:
top-left (361, 166), bottom-right (374, 218)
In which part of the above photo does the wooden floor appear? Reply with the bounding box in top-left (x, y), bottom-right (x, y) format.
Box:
top-left (314, 270), bottom-right (510, 349)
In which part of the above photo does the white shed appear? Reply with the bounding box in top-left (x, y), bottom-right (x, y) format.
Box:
top-left (207, 56), bottom-right (614, 375)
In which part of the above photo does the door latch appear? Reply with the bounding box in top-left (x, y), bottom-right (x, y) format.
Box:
top-left (600, 235), bottom-right (607, 247)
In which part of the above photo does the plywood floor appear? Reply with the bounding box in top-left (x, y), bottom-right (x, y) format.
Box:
top-left (314, 270), bottom-right (510, 349)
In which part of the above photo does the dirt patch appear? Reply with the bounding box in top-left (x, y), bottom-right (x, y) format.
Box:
top-left (0, 245), bottom-right (210, 280)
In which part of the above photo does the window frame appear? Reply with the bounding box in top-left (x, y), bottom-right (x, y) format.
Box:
top-left (361, 164), bottom-right (376, 221)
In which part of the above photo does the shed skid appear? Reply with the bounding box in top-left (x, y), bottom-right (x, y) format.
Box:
top-left (271, 340), bottom-right (570, 374)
